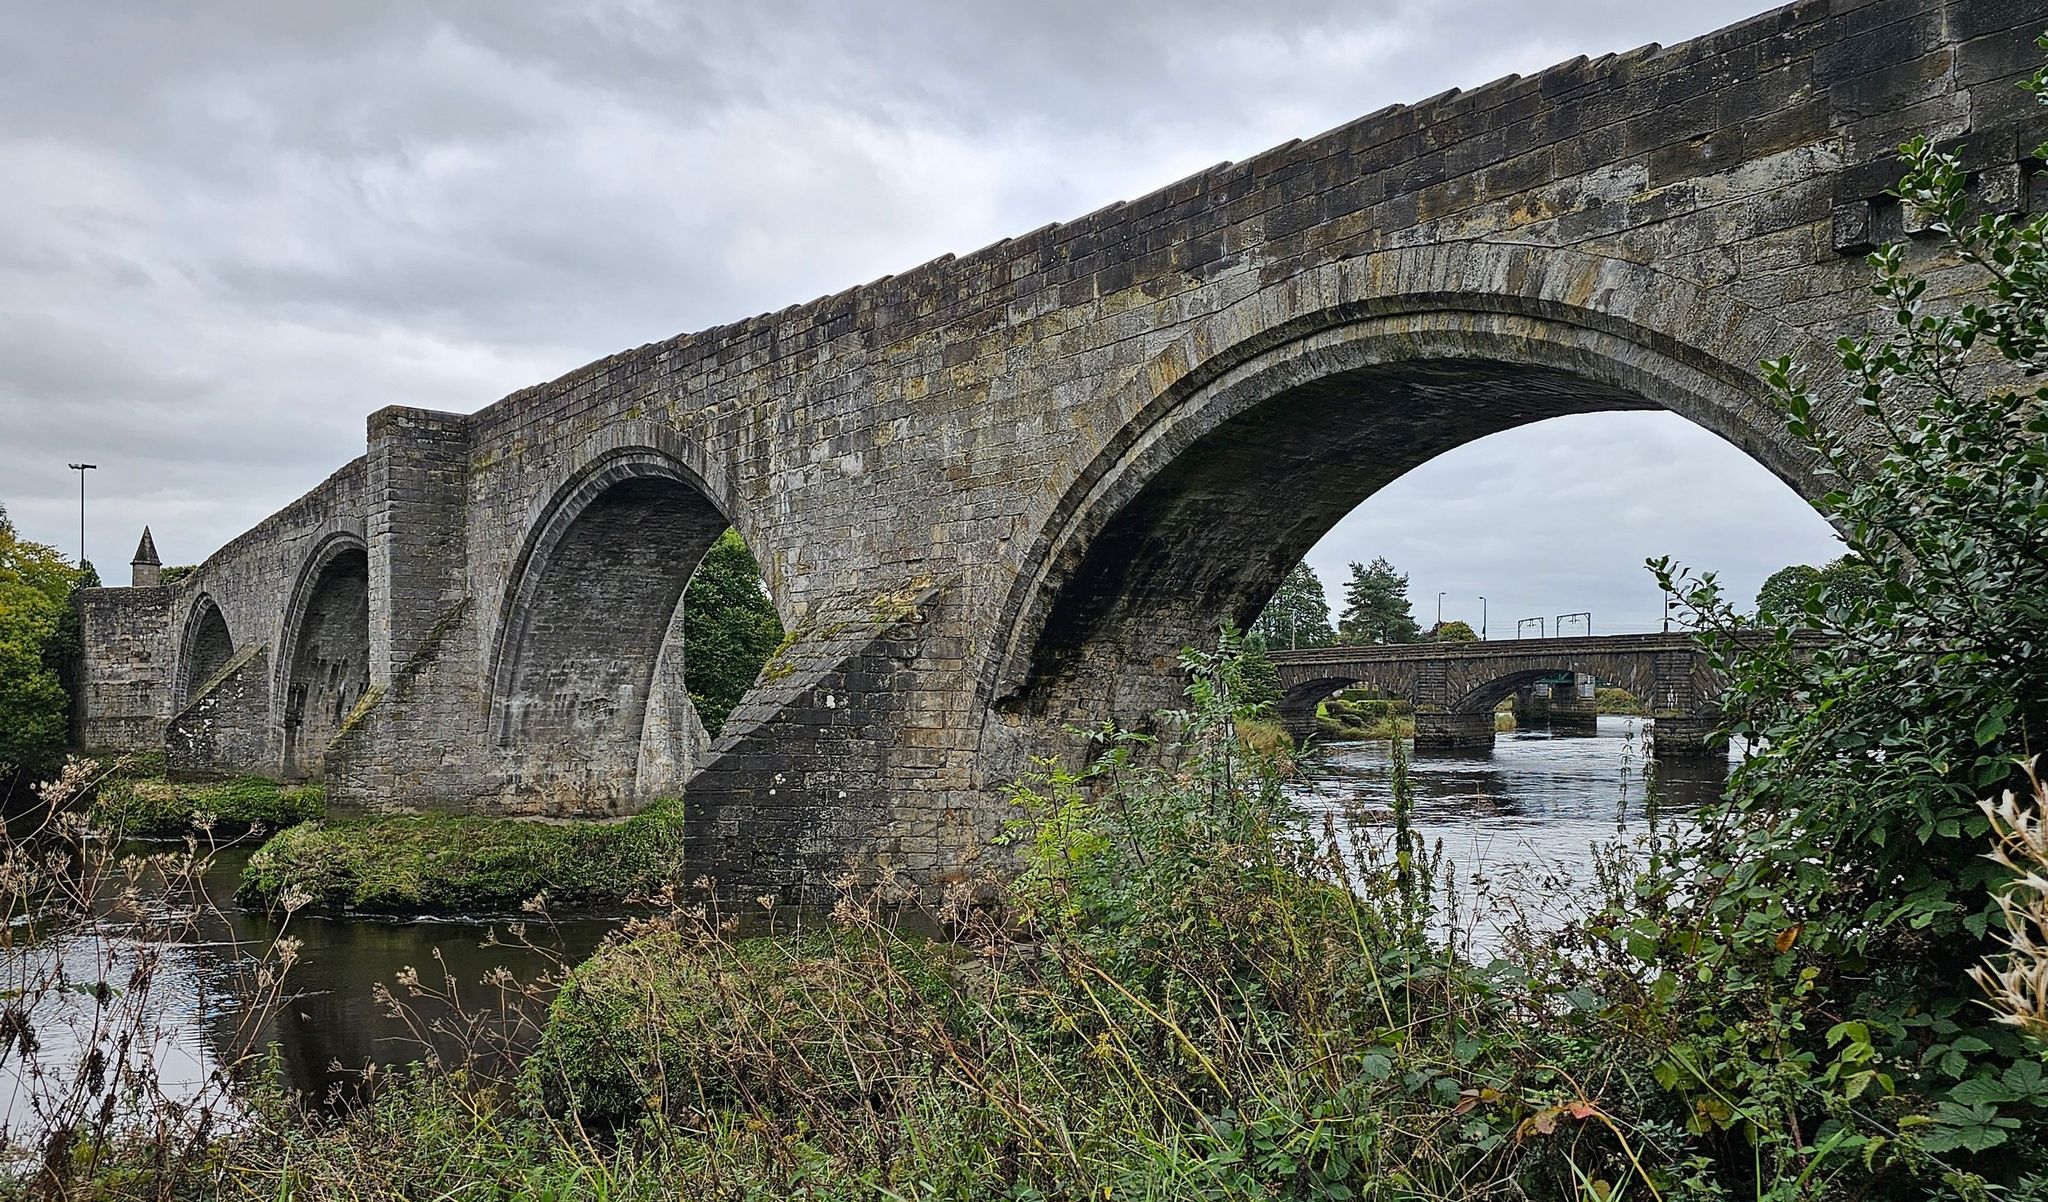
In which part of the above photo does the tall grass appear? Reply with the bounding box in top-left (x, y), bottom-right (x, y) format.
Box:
top-left (5, 660), bottom-right (2044, 1197)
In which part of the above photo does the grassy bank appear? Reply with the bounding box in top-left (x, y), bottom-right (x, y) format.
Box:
top-left (1315, 694), bottom-right (1413, 740)
top-left (1595, 686), bottom-right (1644, 715)
top-left (239, 798), bottom-right (688, 912)
top-left (87, 772), bottom-right (323, 838)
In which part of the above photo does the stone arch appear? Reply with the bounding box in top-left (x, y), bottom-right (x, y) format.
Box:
top-left (176, 594), bottom-right (235, 710)
top-left (487, 446), bottom-right (755, 815)
top-left (1275, 674), bottom-right (1365, 739)
top-left (1449, 668), bottom-right (1582, 717)
top-left (277, 532), bottom-right (370, 781)
top-left (982, 244), bottom-right (1844, 735)
top-left (1446, 660), bottom-right (1655, 715)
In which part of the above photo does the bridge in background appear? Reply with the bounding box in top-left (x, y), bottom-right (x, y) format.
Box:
top-left (1268, 633), bottom-right (1718, 754)
top-left (71, 0), bottom-right (2042, 894)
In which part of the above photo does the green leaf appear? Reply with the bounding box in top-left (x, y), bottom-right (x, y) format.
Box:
top-left (1974, 712), bottom-right (2006, 745)
top-left (1949, 1076), bottom-right (2020, 1106)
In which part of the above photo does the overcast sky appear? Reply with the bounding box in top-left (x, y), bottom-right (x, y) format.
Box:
top-left (0, 0), bottom-right (1843, 631)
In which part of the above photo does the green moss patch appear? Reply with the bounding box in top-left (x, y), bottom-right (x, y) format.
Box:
top-left (238, 799), bottom-right (688, 913)
top-left (90, 774), bottom-right (324, 839)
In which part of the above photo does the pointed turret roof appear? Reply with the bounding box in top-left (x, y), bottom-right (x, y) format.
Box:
top-left (131, 526), bottom-right (160, 566)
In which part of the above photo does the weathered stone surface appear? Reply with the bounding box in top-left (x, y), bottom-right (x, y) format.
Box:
top-left (166, 643), bottom-right (271, 777)
top-left (74, 0), bottom-right (2046, 893)
top-left (73, 586), bottom-right (173, 752)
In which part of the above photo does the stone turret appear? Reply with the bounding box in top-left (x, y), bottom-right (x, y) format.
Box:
top-left (130, 526), bottom-right (161, 587)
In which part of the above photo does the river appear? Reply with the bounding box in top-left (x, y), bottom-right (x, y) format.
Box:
top-left (1289, 714), bottom-right (1732, 948)
top-left (4, 714), bottom-right (1729, 1129)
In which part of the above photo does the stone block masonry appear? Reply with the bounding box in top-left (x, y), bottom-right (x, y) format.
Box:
top-left (1271, 637), bottom-right (1723, 756)
top-left (74, 0), bottom-right (2047, 895)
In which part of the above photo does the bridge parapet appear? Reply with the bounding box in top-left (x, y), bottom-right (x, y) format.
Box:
top-left (1268, 634), bottom-right (1727, 757)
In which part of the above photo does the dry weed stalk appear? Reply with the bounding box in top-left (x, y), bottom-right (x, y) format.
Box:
top-left (1, 756), bottom-right (302, 1196)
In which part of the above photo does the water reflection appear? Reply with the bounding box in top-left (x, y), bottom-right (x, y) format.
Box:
top-left (1288, 715), bottom-right (1734, 945)
top-left (3, 840), bottom-right (616, 1128)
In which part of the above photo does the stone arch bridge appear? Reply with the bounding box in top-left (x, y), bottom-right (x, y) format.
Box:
top-left (1268, 635), bottom-right (1720, 753)
top-left (73, 0), bottom-right (2044, 893)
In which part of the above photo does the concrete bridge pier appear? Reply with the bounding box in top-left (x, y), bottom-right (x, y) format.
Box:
top-left (1511, 686), bottom-right (1548, 729)
top-left (1414, 710), bottom-right (1496, 753)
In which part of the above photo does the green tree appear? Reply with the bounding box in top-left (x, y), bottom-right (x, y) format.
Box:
top-left (1249, 560), bottom-right (1334, 648)
top-left (682, 529), bottom-right (783, 736)
top-left (1337, 557), bottom-right (1419, 645)
top-left (1754, 554), bottom-right (1878, 617)
top-left (1427, 619), bottom-right (1477, 642)
top-left (1753, 562), bottom-right (1820, 616)
top-left (1236, 636), bottom-right (1281, 708)
top-left (1649, 92), bottom-right (2048, 1171)
top-left (0, 504), bottom-right (82, 777)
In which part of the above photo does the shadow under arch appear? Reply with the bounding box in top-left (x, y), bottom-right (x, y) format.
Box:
top-left (276, 531), bottom-right (370, 781)
top-left (175, 593), bottom-right (235, 711)
top-left (1448, 666), bottom-right (1645, 717)
top-left (983, 249), bottom-right (1841, 735)
top-left (487, 446), bottom-right (769, 815)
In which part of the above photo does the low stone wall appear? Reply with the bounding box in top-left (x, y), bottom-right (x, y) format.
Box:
top-left (73, 586), bottom-right (175, 752)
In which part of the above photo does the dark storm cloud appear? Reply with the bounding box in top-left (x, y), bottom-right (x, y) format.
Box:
top-left (0, 0), bottom-right (1838, 612)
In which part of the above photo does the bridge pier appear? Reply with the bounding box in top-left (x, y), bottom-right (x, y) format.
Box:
top-left (1648, 712), bottom-right (1729, 759)
top-left (1549, 674), bottom-right (1599, 737)
top-left (1276, 698), bottom-right (1322, 744)
top-left (1414, 710), bottom-right (1495, 753)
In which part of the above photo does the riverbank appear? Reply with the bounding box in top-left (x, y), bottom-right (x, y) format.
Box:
top-left (86, 771), bottom-right (323, 838)
top-left (50, 764), bottom-right (690, 914)
top-left (26, 659), bottom-right (2041, 1200)
top-left (239, 797), bottom-right (691, 912)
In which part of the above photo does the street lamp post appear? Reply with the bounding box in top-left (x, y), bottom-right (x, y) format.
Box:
top-left (1436, 591), bottom-right (1445, 628)
top-left (66, 463), bottom-right (96, 569)
top-left (1479, 595), bottom-right (1487, 640)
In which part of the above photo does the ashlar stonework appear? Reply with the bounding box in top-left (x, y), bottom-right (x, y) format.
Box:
top-left (74, 0), bottom-right (2048, 894)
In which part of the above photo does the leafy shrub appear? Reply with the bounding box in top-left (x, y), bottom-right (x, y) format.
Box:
top-left (531, 927), bottom-right (962, 1127)
top-left (682, 528), bottom-right (783, 735)
top-left (1644, 86), bottom-right (2048, 1183)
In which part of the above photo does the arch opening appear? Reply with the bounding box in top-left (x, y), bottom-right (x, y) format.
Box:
top-left (989, 306), bottom-right (1837, 741)
top-left (280, 543), bottom-right (369, 781)
top-left (489, 454), bottom-right (782, 816)
top-left (177, 596), bottom-right (234, 710)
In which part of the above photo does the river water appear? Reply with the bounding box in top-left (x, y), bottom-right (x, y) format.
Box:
top-left (1289, 715), bottom-right (1733, 947)
top-left (4, 714), bottom-right (1730, 1129)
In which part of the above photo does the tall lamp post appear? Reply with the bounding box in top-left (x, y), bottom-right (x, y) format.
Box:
top-left (67, 463), bottom-right (96, 569)
top-left (1478, 595), bottom-right (1487, 641)
top-left (1436, 591), bottom-right (1445, 629)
